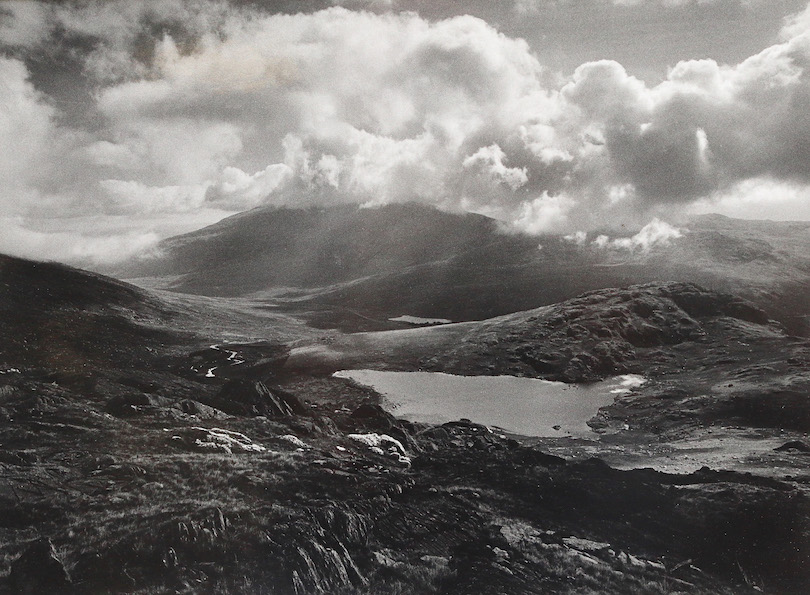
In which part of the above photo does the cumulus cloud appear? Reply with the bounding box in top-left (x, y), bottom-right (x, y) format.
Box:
top-left (0, 57), bottom-right (55, 202)
top-left (564, 219), bottom-right (685, 252)
top-left (1, 1), bottom-right (810, 266)
top-left (463, 144), bottom-right (529, 191)
top-left (781, 3), bottom-right (810, 40)
top-left (206, 163), bottom-right (293, 210)
top-left (511, 194), bottom-right (576, 234)
top-left (591, 219), bottom-right (685, 251)
top-left (0, 217), bottom-right (161, 267)
top-left (563, 230), bottom-right (588, 245)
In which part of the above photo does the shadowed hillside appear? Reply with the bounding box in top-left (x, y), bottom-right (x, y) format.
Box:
top-left (116, 205), bottom-right (810, 335)
top-left (119, 203), bottom-right (523, 294)
top-left (0, 254), bottom-right (314, 376)
top-left (0, 254), bottom-right (179, 374)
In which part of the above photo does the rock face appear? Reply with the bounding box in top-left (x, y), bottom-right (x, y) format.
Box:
top-left (9, 538), bottom-right (71, 594)
top-left (207, 380), bottom-right (307, 417)
top-left (107, 393), bottom-right (229, 420)
top-left (281, 504), bottom-right (371, 594)
top-left (289, 538), bottom-right (366, 594)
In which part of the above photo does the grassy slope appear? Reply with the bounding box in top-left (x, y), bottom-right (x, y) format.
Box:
top-left (2, 254), bottom-right (810, 593)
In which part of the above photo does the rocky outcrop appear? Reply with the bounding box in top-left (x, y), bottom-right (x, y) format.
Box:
top-left (417, 420), bottom-right (523, 455)
top-left (662, 284), bottom-right (769, 324)
top-left (175, 399), bottom-right (230, 419)
top-left (206, 380), bottom-right (307, 417)
top-left (169, 426), bottom-right (267, 454)
top-left (422, 282), bottom-right (777, 382)
top-left (348, 432), bottom-right (411, 465)
top-left (258, 504), bottom-right (374, 595)
top-left (775, 440), bottom-right (810, 452)
top-left (107, 393), bottom-right (229, 420)
top-left (9, 538), bottom-right (71, 594)
top-left (288, 538), bottom-right (366, 594)
top-left (350, 402), bottom-right (398, 429)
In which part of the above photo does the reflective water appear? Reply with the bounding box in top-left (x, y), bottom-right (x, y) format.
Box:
top-left (334, 370), bottom-right (645, 437)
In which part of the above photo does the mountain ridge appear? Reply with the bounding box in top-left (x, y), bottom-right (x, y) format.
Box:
top-left (114, 202), bottom-right (810, 334)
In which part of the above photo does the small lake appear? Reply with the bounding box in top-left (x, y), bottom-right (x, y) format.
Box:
top-left (334, 370), bottom-right (645, 438)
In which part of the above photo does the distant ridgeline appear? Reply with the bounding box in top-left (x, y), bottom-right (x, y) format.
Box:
top-left (112, 205), bottom-right (810, 335)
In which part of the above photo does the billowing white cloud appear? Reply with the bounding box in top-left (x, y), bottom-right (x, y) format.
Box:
top-left (591, 219), bottom-right (685, 251)
top-left (1, 1), bottom-right (810, 267)
top-left (782, 3), bottom-right (810, 39)
top-left (0, 57), bottom-right (57, 213)
top-left (206, 163), bottom-right (293, 210)
top-left (0, 217), bottom-right (161, 267)
top-left (511, 194), bottom-right (576, 234)
top-left (564, 218), bottom-right (685, 252)
top-left (463, 144), bottom-right (529, 191)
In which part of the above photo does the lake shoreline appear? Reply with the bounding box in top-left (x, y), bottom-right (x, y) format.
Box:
top-left (334, 369), bottom-right (645, 438)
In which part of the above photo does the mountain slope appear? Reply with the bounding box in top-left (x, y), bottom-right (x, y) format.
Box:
top-left (303, 212), bottom-right (810, 333)
top-left (120, 203), bottom-right (517, 295)
top-left (117, 204), bottom-right (810, 335)
top-left (0, 254), bottom-right (179, 373)
top-left (291, 282), bottom-right (774, 378)
top-left (0, 254), bottom-right (313, 375)
top-left (645, 214), bottom-right (810, 334)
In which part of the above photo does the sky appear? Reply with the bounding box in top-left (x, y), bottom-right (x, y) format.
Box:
top-left (2, 0), bottom-right (810, 267)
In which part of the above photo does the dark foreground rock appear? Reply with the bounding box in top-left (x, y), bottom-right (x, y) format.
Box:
top-left (1, 398), bottom-right (807, 594)
top-left (9, 538), bottom-right (72, 594)
top-left (775, 440), bottom-right (810, 453)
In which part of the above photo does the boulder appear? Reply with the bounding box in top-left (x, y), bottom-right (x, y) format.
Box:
top-left (279, 434), bottom-right (309, 449)
top-left (348, 432), bottom-right (410, 465)
top-left (9, 538), bottom-right (71, 594)
top-left (175, 399), bottom-right (229, 419)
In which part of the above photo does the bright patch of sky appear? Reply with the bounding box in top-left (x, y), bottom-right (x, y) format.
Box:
top-left (1, 0), bottom-right (809, 266)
